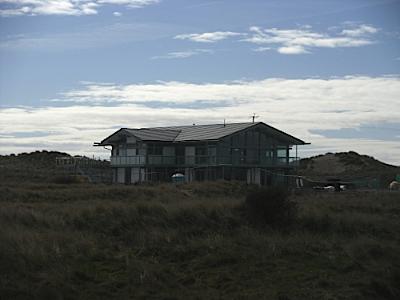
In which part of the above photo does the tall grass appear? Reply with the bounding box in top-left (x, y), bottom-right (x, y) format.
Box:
top-left (0, 182), bottom-right (399, 299)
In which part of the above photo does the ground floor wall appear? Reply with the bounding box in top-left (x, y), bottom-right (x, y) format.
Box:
top-left (113, 166), bottom-right (292, 186)
top-left (113, 167), bottom-right (146, 184)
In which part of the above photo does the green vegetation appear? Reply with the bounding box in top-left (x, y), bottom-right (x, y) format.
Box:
top-left (1, 179), bottom-right (399, 300)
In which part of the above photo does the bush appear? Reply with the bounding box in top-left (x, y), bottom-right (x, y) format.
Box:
top-left (244, 187), bottom-right (297, 227)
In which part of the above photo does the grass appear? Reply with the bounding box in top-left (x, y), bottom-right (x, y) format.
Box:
top-left (0, 180), bottom-right (399, 299)
top-left (0, 151), bottom-right (111, 185)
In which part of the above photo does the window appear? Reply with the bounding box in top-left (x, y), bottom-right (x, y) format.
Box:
top-left (127, 148), bottom-right (137, 156)
top-left (208, 146), bottom-right (216, 156)
top-left (277, 148), bottom-right (287, 158)
top-left (148, 144), bottom-right (163, 155)
top-left (265, 149), bottom-right (273, 158)
top-left (196, 146), bottom-right (207, 156)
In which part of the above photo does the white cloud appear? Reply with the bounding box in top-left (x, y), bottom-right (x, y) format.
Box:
top-left (172, 24), bottom-right (378, 55)
top-left (113, 11), bottom-right (122, 16)
top-left (243, 24), bottom-right (377, 54)
top-left (278, 45), bottom-right (309, 55)
top-left (151, 49), bottom-right (213, 59)
top-left (0, 22), bottom-right (176, 51)
top-left (174, 31), bottom-right (243, 43)
top-left (253, 47), bottom-right (271, 52)
top-left (98, 0), bottom-right (159, 7)
top-left (1, 76), bottom-right (399, 164)
top-left (0, 0), bottom-right (159, 16)
top-left (341, 24), bottom-right (378, 37)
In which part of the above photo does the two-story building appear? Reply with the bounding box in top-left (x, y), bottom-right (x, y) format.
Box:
top-left (94, 122), bottom-right (307, 185)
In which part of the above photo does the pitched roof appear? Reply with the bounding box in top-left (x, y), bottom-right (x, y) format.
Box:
top-left (96, 122), bottom-right (307, 145)
top-left (151, 122), bottom-right (257, 142)
top-left (125, 128), bottom-right (181, 142)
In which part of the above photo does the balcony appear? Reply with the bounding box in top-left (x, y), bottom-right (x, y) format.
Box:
top-left (111, 155), bottom-right (146, 166)
top-left (110, 155), bottom-right (300, 168)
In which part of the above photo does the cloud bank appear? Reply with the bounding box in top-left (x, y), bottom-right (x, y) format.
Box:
top-left (1, 76), bottom-right (399, 164)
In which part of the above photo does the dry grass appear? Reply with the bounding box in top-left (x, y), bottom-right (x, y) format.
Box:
top-left (0, 181), bottom-right (399, 299)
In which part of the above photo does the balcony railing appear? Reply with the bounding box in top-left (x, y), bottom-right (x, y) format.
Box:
top-left (111, 155), bottom-right (146, 166)
top-left (110, 155), bottom-right (300, 167)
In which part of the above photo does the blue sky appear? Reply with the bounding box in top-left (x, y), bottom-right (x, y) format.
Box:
top-left (0, 0), bottom-right (399, 164)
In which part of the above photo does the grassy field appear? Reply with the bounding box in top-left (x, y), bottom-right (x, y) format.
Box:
top-left (1, 179), bottom-right (399, 300)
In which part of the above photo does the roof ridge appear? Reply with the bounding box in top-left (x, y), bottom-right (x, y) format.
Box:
top-left (134, 128), bottom-right (181, 132)
top-left (134, 121), bottom-right (259, 130)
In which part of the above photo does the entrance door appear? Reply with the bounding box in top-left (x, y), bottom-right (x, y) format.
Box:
top-left (232, 148), bottom-right (245, 165)
top-left (232, 148), bottom-right (240, 165)
top-left (125, 167), bottom-right (131, 184)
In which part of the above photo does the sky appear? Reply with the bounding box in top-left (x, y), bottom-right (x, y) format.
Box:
top-left (0, 0), bottom-right (399, 165)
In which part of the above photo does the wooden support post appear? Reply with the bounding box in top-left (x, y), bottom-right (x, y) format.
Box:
top-left (286, 146), bottom-right (290, 165)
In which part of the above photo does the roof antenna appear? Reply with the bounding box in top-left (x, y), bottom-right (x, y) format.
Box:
top-left (251, 113), bottom-right (259, 123)
top-left (223, 119), bottom-right (226, 127)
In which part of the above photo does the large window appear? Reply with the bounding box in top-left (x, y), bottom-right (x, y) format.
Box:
top-left (208, 146), bottom-right (216, 156)
top-left (148, 144), bottom-right (163, 155)
top-left (126, 148), bottom-right (137, 156)
top-left (195, 146), bottom-right (207, 156)
top-left (277, 148), bottom-right (287, 158)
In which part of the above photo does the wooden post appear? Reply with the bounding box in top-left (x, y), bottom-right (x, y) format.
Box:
top-left (286, 146), bottom-right (290, 165)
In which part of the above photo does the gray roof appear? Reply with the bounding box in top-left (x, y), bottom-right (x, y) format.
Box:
top-left (97, 122), bottom-right (306, 145)
top-left (151, 123), bottom-right (257, 142)
top-left (125, 129), bottom-right (180, 142)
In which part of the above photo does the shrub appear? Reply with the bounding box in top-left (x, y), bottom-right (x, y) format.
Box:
top-left (244, 187), bottom-right (297, 227)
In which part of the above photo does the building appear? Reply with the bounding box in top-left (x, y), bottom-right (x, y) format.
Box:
top-left (94, 122), bottom-right (308, 185)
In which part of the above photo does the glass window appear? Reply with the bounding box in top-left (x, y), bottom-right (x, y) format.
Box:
top-left (148, 144), bottom-right (162, 155)
top-left (196, 146), bottom-right (207, 156)
top-left (265, 149), bottom-right (273, 159)
top-left (127, 148), bottom-right (137, 156)
top-left (277, 148), bottom-right (287, 158)
top-left (208, 146), bottom-right (216, 156)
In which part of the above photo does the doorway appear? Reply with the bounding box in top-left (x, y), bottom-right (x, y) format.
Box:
top-left (125, 167), bottom-right (131, 184)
